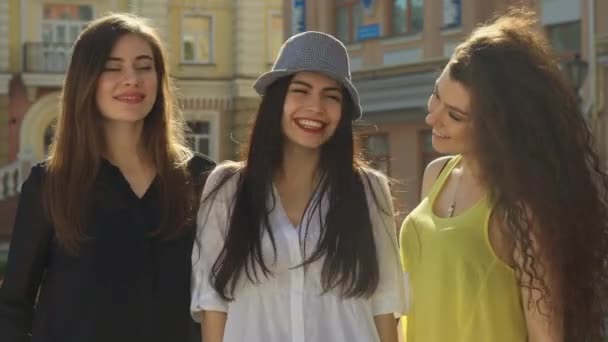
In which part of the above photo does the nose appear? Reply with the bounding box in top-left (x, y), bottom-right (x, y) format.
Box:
top-left (304, 92), bottom-right (323, 114)
top-left (122, 67), bottom-right (141, 87)
top-left (425, 96), bottom-right (440, 126)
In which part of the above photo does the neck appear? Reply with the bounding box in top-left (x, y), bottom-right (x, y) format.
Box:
top-left (459, 153), bottom-right (482, 184)
top-left (275, 143), bottom-right (321, 191)
top-left (102, 120), bottom-right (149, 169)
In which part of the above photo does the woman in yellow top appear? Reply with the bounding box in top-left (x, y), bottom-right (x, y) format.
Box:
top-left (400, 9), bottom-right (608, 342)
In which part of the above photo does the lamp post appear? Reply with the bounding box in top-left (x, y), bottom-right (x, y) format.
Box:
top-left (563, 53), bottom-right (589, 108)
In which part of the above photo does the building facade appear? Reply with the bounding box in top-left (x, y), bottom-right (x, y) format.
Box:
top-left (0, 0), bottom-right (283, 244)
top-left (283, 0), bottom-right (603, 214)
top-left (592, 0), bottom-right (608, 170)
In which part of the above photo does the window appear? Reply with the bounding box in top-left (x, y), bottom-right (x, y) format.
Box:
top-left (335, 0), bottom-right (362, 43)
top-left (546, 21), bottom-right (581, 56)
top-left (182, 15), bottom-right (213, 63)
top-left (187, 121), bottom-right (210, 155)
top-left (42, 4), bottom-right (92, 44)
top-left (391, 0), bottom-right (424, 35)
top-left (363, 134), bottom-right (390, 176)
top-left (442, 0), bottom-right (461, 29)
top-left (268, 13), bottom-right (283, 64)
top-left (40, 4), bottom-right (92, 72)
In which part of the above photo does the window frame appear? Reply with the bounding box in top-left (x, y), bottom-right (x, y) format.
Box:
top-left (362, 133), bottom-right (391, 176)
top-left (335, 0), bottom-right (361, 44)
top-left (180, 14), bottom-right (214, 65)
top-left (387, 0), bottom-right (425, 37)
top-left (544, 20), bottom-right (582, 58)
top-left (441, 0), bottom-right (461, 30)
top-left (183, 110), bottom-right (220, 160)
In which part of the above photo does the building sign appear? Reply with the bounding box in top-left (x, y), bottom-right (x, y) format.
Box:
top-left (357, 23), bottom-right (380, 41)
top-left (443, 0), bottom-right (461, 28)
top-left (291, 0), bottom-right (306, 35)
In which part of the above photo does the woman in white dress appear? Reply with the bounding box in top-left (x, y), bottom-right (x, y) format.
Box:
top-left (190, 31), bottom-right (407, 342)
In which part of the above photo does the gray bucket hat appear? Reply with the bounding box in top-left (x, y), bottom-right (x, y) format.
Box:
top-left (253, 31), bottom-right (362, 120)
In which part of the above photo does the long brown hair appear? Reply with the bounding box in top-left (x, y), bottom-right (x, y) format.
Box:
top-left (44, 13), bottom-right (194, 254)
top-left (449, 9), bottom-right (608, 340)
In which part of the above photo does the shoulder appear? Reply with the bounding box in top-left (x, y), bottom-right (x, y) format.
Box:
top-left (187, 152), bottom-right (216, 176)
top-left (24, 161), bottom-right (49, 187)
top-left (358, 166), bottom-right (391, 202)
top-left (359, 166), bottom-right (389, 189)
top-left (204, 161), bottom-right (243, 194)
top-left (208, 161), bottom-right (242, 180)
top-left (15, 161), bottom-right (49, 204)
top-left (423, 155), bottom-right (453, 181)
top-left (420, 155), bottom-right (453, 198)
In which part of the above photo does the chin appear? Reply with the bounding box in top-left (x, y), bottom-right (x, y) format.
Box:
top-left (431, 142), bottom-right (456, 155)
top-left (106, 112), bottom-right (150, 122)
top-left (285, 138), bottom-right (325, 151)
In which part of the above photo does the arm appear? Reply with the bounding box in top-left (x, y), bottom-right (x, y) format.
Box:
top-left (200, 311), bottom-right (227, 342)
top-left (0, 165), bottom-right (52, 342)
top-left (498, 212), bottom-right (563, 342)
top-left (374, 314), bottom-right (400, 342)
top-left (517, 238), bottom-right (563, 342)
top-left (191, 164), bottom-right (238, 340)
top-left (522, 286), bottom-right (563, 342)
top-left (365, 171), bottom-right (407, 342)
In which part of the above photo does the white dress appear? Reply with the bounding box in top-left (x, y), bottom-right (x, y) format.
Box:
top-left (191, 163), bottom-right (408, 342)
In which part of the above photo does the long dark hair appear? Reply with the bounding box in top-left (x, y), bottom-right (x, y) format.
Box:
top-left (449, 9), bottom-right (608, 340)
top-left (203, 75), bottom-right (387, 301)
top-left (44, 13), bottom-right (194, 254)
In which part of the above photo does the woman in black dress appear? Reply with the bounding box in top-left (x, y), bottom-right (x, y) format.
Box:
top-left (0, 13), bottom-right (214, 342)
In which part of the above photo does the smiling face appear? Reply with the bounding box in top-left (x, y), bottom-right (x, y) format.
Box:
top-left (95, 33), bottom-right (158, 124)
top-left (281, 71), bottom-right (343, 151)
top-left (425, 64), bottom-right (474, 155)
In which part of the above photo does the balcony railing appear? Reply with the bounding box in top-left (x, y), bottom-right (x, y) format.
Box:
top-left (23, 42), bottom-right (72, 73)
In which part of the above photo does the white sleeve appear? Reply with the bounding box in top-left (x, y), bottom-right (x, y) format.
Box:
top-left (190, 164), bottom-right (237, 321)
top-left (366, 171), bottom-right (410, 317)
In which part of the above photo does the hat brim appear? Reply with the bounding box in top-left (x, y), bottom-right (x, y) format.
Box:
top-left (253, 69), bottom-right (362, 121)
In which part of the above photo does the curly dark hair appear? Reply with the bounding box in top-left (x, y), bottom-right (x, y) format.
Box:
top-left (448, 8), bottom-right (608, 340)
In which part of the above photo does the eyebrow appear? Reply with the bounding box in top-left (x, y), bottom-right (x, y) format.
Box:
top-left (434, 82), bottom-right (469, 116)
top-left (106, 55), bottom-right (154, 62)
top-left (291, 80), bottom-right (342, 93)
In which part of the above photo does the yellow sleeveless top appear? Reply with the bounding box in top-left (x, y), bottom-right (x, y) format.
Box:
top-left (399, 155), bottom-right (527, 341)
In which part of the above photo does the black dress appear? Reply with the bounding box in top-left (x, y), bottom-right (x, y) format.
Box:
top-left (0, 154), bottom-right (215, 342)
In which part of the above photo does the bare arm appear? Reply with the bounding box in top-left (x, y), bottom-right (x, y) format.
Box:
top-left (518, 243), bottom-right (563, 342)
top-left (521, 286), bottom-right (563, 342)
top-left (374, 314), bottom-right (399, 342)
top-left (201, 311), bottom-right (227, 342)
top-left (511, 216), bottom-right (563, 341)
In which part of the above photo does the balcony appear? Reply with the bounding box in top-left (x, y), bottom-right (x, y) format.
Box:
top-left (23, 42), bottom-right (72, 74)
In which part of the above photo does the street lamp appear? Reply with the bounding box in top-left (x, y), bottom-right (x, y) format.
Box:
top-left (563, 53), bottom-right (589, 106)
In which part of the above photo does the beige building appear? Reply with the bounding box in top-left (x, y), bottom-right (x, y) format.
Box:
top-left (0, 0), bottom-right (283, 242)
top-left (283, 0), bottom-right (604, 213)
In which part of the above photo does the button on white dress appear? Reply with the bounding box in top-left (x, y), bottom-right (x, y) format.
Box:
top-left (191, 163), bottom-right (407, 342)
